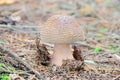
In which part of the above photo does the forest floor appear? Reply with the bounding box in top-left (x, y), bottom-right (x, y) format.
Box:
top-left (0, 0), bottom-right (120, 80)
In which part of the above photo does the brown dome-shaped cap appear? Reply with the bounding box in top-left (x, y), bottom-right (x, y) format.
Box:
top-left (41, 15), bottom-right (85, 44)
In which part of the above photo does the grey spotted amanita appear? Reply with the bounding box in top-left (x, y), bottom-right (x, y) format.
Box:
top-left (41, 15), bottom-right (85, 66)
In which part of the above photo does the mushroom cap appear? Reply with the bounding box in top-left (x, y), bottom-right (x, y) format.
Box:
top-left (41, 15), bottom-right (85, 44)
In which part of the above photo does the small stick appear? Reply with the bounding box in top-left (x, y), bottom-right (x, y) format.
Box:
top-left (112, 75), bottom-right (120, 80)
top-left (0, 46), bottom-right (43, 80)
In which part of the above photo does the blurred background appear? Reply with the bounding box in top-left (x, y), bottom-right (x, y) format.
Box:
top-left (0, 0), bottom-right (120, 26)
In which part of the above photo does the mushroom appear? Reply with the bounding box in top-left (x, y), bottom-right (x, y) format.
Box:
top-left (41, 15), bottom-right (85, 66)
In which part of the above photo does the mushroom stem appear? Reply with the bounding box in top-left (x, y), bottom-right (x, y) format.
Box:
top-left (51, 44), bottom-right (74, 66)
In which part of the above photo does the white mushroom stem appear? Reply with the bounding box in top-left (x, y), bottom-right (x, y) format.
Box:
top-left (51, 44), bottom-right (74, 66)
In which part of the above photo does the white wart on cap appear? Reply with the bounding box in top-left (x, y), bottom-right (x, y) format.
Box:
top-left (41, 15), bottom-right (85, 66)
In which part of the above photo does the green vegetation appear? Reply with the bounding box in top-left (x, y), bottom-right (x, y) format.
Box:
top-left (0, 41), bottom-right (6, 44)
top-left (0, 63), bottom-right (22, 80)
top-left (93, 47), bottom-right (101, 53)
top-left (101, 27), bottom-right (108, 32)
top-left (110, 46), bottom-right (118, 51)
top-left (0, 74), bottom-right (11, 80)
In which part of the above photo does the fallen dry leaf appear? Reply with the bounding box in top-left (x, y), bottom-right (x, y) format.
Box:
top-left (80, 5), bottom-right (93, 16)
top-left (0, 0), bottom-right (16, 5)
